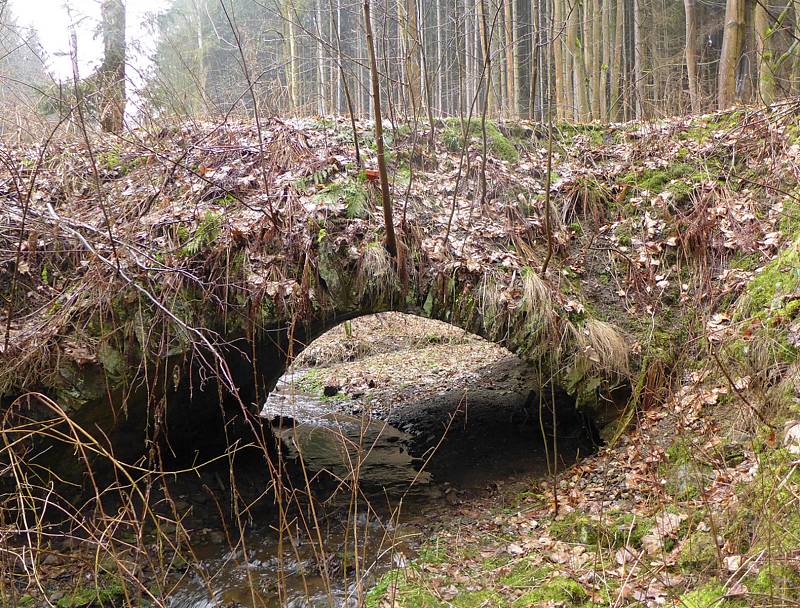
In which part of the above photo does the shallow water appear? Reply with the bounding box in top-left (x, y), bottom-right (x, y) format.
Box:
top-left (169, 370), bottom-right (585, 607)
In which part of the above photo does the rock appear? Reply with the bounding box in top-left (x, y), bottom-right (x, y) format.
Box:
top-left (784, 421), bottom-right (800, 454)
top-left (664, 462), bottom-right (711, 499)
top-left (207, 530), bottom-right (227, 545)
top-left (724, 554), bottom-right (742, 572)
top-left (42, 553), bottom-right (63, 566)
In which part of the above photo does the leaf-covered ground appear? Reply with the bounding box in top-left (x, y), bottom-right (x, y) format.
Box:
top-left (2, 106), bottom-right (795, 398)
top-left (3, 104), bottom-right (800, 606)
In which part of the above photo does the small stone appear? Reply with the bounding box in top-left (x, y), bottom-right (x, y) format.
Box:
top-left (42, 553), bottom-right (63, 566)
top-left (207, 530), bottom-right (226, 545)
top-left (784, 421), bottom-right (800, 454)
top-left (724, 555), bottom-right (742, 572)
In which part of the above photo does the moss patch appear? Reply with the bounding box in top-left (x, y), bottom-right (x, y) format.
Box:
top-left (621, 162), bottom-right (710, 204)
top-left (678, 531), bottom-right (719, 572)
top-left (55, 577), bottom-right (125, 608)
top-left (511, 575), bottom-right (588, 607)
top-left (498, 559), bottom-right (551, 589)
top-left (746, 564), bottom-right (800, 601)
top-left (442, 118), bottom-right (519, 163)
top-left (679, 581), bottom-right (747, 608)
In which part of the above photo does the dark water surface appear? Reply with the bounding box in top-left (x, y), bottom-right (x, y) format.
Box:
top-left (168, 370), bottom-right (589, 607)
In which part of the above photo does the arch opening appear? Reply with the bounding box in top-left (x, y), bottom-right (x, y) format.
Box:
top-left (261, 312), bottom-right (600, 502)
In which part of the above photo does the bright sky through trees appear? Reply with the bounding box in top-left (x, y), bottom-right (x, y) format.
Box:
top-left (9, 0), bottom-right (168, 79)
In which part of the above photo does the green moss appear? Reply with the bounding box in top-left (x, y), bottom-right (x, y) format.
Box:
top-left (742, 239), bottom-right (800, 314)
top-left (665, 438), bottom-right (692, 464)
top-left (555, 123), bottom-right (606, 146)
top-left (366, 570), bottom-right (440, 608)
top-left (678, 531), bottom-right (718, 572)
top-left (679, 581), bottom-right (746, 608)
top-left (512, 575), bottom-right (587, 607)
top-left (747, 564), bottom-right (800, 600)
top-left (615, 222), bottom-right (633, 246)
top-left (682, 111), bottom-right (742, 143)
top-left (293, 368), bottom-right (325, 395)
top-left (413, 536), bottom-right (450, 565)
top-left (779, 197), bottom-right (800, 237)
top-left (452, 589), bottom-right (505, 607)
top-left (729, 253), bottom-right (761, 271)
top-left (98, 145), bottom-right (122, 172)
top-left (549, 511), bottom-right (615, 547)
top-left (216, 193), bottom-right (236, 206)
top-left (623, 162), bottom-right (709, 202)
top-left (394, 164), bottom-right (412, 187)
top-left (499, 560), bottom-right (551, 589)
top-left (56, 577), bottom-right (124, 608)
top-left (613, 513), bottom-right (655, 549)
top-left (442, 118), bottom-right (519, 163)
top-left (658, 438), bottom-right (713, 499)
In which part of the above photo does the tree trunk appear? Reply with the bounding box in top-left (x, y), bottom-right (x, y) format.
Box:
top-left (553, 0), bottom-right (566, 120)
top-left (363, 0), bottom-right (398, 258)
top-left (335, 0), bottom-right (342, 113)
top-left (718, 0), bottom-right (745, 109)
top-left (600, 0), bottom-right (611, 121)
top-left (610, 0), bottom-right (624, 119)
top-left (402, 0), bottom-right (422, 115)
top-left (504, 0), bottom-right (516, 116)
top-left (529, 0), bottom-right (540, 119)
top-left (316, 0), bottom-right (327, 115)
top-left (633, 0), bottom-right (643, 118)
top-left (478, 0), bottom-right (495, 114)
top-left (792, 0), bottom-right (800, 93)
top-left (285, 2), bottom-right (299, 111)
top-left (436, 0), bottom-right (444, 112)
top-left (754, 0), bottom-right (776, 105)
top-left (591, 0), bottom-right (601, 117)
top-left (566, 0), bottom-right (589, 120)
top-left (684, 0), bottom-right (700, 113)
top-left (99, 0), bottom-right (126, 134)
top-left (465, 0), bottom-right (473, 108)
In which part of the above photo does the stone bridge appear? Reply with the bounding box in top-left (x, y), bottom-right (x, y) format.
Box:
top-left (6, 114), bottom-right (740, 486)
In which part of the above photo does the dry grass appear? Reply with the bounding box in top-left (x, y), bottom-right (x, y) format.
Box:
top-left (357, 243), bottom-right (399, 304)
top-left (579, 319), bottom-right (630, 377)
top-left (478, 273), bottom-right (506, 339)
top-left (521, 269), bottom-right (555, 336)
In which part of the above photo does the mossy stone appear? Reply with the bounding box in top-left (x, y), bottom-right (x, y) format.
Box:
top-left (678, 531), bottom-right (719, 571)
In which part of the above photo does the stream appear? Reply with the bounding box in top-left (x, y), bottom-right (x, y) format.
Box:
top-left (168, 367), bottom-right (592, 607)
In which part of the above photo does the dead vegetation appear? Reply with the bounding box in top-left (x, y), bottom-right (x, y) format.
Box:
top-left (2, 104), bottom-right (800, 606)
